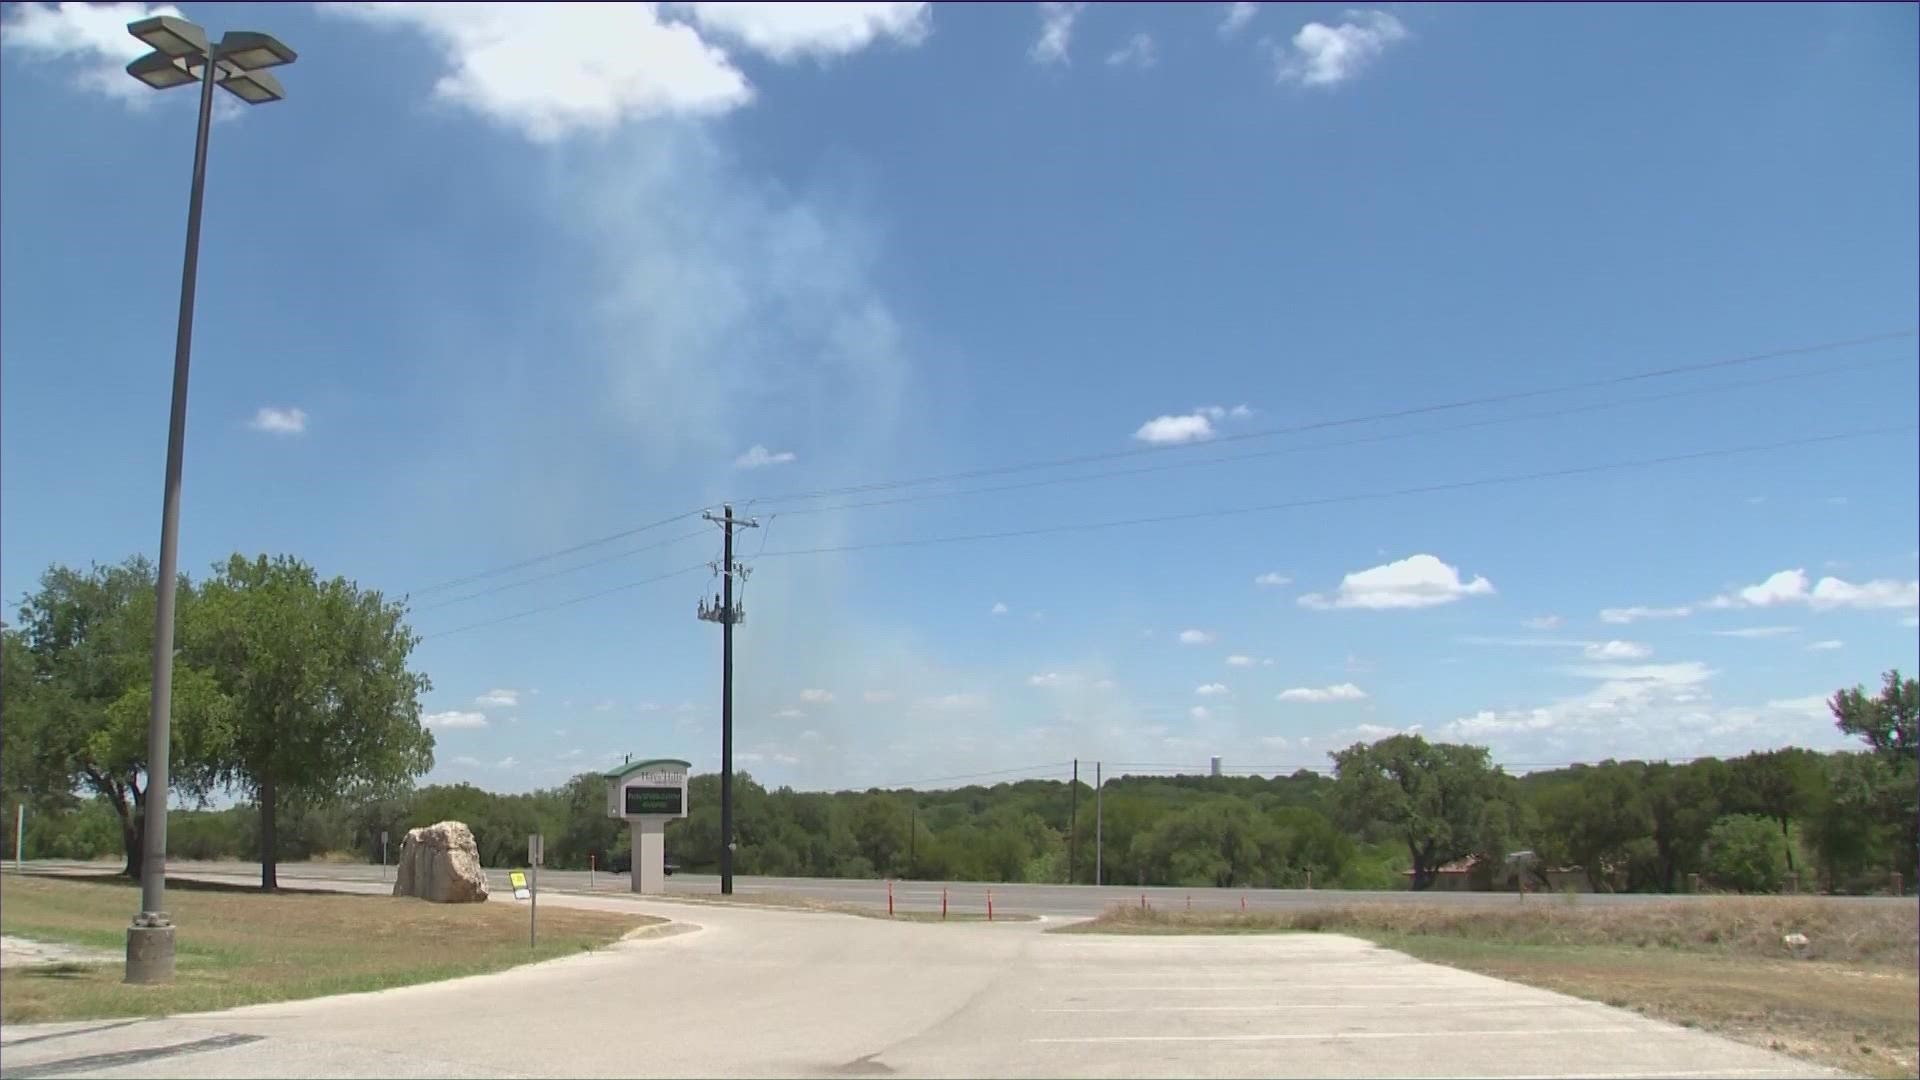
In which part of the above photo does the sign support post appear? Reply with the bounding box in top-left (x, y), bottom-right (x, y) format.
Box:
top-left (528, 833), bottom-right (543, 949)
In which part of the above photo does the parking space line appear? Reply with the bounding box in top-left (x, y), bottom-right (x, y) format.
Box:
top-left (1029, 1025), bottom-right (1642, 1044)
top-left (1039, 1001), bottom-right (1608, 1013)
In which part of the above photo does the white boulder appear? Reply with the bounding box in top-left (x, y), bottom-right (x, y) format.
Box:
top-left (393, 821), bottom-right (489, 903)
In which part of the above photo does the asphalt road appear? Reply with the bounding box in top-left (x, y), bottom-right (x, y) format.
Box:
top-left (32, 859), bottom-right (1913, 919)
top-left (0, 869), bottom-right (1842, 1079)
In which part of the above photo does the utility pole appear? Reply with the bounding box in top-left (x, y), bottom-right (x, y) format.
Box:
top-left (1094, 761), bottom-right (1102, 887)
top-left (699, 505), bottom-right (757, 896)
top-left (1068, 759), bottom-right (1078, 884)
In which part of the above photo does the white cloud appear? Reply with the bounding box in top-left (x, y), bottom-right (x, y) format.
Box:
top-left (1563, 661), bottom-right (1714, 687)
top-left (798, 688), bottom-right (834, 704)
top-left (1105, 32), bottom-right (1156, 69)
top-left (1710, 568), bottom-right (1920, 612)
top-left (863, 689), bottom-right (896, 704)
top-left (1133, 413), bottom-right (1215, 445)
top-left (424, 710), bottom-right (489, 730)
top-left (473, 688), bottom-right (521, 708)
top-left (1278, 682), bottom-right (1367, 703)
top-left (1430, 659), bottom-right (1849, 763)
top-left (1254, 572), bottom-right (1292, 587)
top-left (496, 755), bottom-right (520, 769)
top-left (1028, 672), bottom-right (1071, 688)
top-left (799, 729), bottom-right (823, 741)
top-left (451, 755), bottom-right (483, 768)
top-left (773, 707), bottom-right (806, 720)
top-left (990, 601), bottom-right (1009, 615)
top-left (734, 444), bottom-right (796, 469)
top-left (1178, 628), bottom-right (1216, 645)
top-left (1582, 640), bottom-right (1651, 661)
top-left (1225, 654), bottom-right (1255, 668)
top-left (1711, 626), bottom-right (1798, 639)
top-left (1195, 683), bottom-right (1229, 696)
top-left (1599, 605), bottom-right (1692, 624)
top-left (1189, 705), bottom-right (1211, 721)
top-left (1135, 404), bottom-right (1253, 445)
top-left (1272, 9), bottom-right (1408, 87)
top-left (664, 2), bottom-right (930, 62)
top-left (1521, 615), bottom-right (1563, 631)
top-left (0, 1), bottom-right (183, 103)
top-left (1807, 640), bottom-right (1844, 652)
top-left (248, 407), bottom-right (308, 436)
top-left (924, 692), bottom-right (986, 711)
top-left (329, 3), bottom-right (928, 141)
top-left (330, 3), bottom-right (750, 137)
top-left (1220, 2), bottom-right (1258, 38)
top-left (1299, 554), bottom-right (1493, 611)
top-left (1030, 1), bottom-right (1085, 65)
top-left (1765, 694), bottom-right (1830, 717)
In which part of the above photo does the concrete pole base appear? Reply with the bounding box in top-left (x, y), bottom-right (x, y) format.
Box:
top-left (125, 921), bottom-right (175, 984)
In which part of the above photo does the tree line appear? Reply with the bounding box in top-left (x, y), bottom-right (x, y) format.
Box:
top-left (4, 557), bottom-right (1914, 895)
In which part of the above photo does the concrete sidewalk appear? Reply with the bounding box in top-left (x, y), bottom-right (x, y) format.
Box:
top-left (0, 868), bottom-right (1847, 1079)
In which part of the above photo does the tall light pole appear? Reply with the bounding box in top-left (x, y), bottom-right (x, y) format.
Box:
top-left (121, 15), bottom-right (296, 986)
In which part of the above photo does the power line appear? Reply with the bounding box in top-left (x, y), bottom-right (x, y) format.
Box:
top-left (405, 425), bottom-right (1913, 638)
top-left (762, 354), bottom-right (1910, 521)
top-left (392, 330), bottom-right (1913, 602)
top-left (862, 762), bottom-right (1075, 791)
top-left (736, 329), bottom-right (1916, 508)
top-left (413, 527), bottom-right (712, 611)
top-left (404, 508), bottom-right (710, 599)
top-left (417, 563), bottom-right (709, 641)
top-left (757, 425), bottom-right (1916, 560)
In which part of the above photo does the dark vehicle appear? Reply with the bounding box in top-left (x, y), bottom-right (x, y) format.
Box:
top-left (602, 850), bottom-right (677, 876)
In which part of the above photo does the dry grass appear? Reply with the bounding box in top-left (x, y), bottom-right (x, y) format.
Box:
top-left (0, 873), bottom-right (658, 1023)
top-left (1066, 899), bottom-right (1919, 1079)
top-left (1068, 896), bottom-right (1919, 965)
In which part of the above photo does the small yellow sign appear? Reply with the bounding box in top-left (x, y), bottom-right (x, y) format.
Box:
top-left (508, 870), bottom-right (531, 901)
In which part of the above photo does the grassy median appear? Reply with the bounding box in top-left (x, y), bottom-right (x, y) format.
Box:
top-left (1063, 898), bottom-right (1919, 1079)
top-left (0, 873), bottom-right (660, 1023)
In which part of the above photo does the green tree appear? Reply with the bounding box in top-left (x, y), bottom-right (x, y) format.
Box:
top-left (1830, 670), bottom-right (1918, 757)
top-left (3, 560), bottom-right (230, 878)
top-left (1704, 813), bottom-right (1786, 893)
top-left (1532, 763), bottom-right (1651, 892)
top-left (187, 554), bottom-right (434, 890)
top-left (1640, 760), bottom-right (1722, 892)
top-left (1331, 734), bottom-right (1517, 890)
top-left (1724, 749), bottom-right (1822, 875)
top-left (1820, 671), bottom-right (1920, 889)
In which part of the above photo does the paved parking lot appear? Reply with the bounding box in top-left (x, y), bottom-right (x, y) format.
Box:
top-left (0, 878), bottom-right (1841, 1079)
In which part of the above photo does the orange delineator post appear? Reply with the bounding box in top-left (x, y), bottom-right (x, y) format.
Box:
top-left (987, 888), bottom-right (994, 921)
top-left (942, 887), bottom-right (948, 920)
top-left (1241, 895), bottom-right (1246, 913)
top-left (1139, 892), bottom-right (1147, 911)
top-left (888, 880), bottom-right (894, 917)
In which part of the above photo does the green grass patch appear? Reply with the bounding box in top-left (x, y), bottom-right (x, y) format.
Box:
top-left (1, 873), bottom-right (659, 1024)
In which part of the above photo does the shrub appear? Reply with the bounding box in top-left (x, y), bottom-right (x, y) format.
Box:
top-left (1705, 814), bottom-right (1786, 894)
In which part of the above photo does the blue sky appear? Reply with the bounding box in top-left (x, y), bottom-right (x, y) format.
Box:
top-left (3, 2), bottom-right (1916, 794)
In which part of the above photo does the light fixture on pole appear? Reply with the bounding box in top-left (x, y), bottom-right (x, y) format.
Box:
top-left (121, 14), bottom-right (295, 987)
